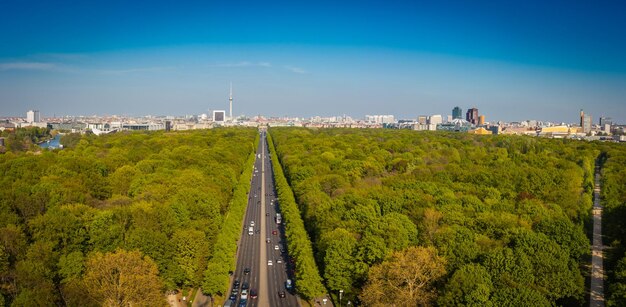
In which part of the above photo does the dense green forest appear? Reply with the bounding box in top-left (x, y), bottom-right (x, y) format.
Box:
top-left (269, 128), bottom-right (604, 306)
top-left (0, 128), bottom-right (257, 306)
top-left (602, 147), bottom-right (626, 306)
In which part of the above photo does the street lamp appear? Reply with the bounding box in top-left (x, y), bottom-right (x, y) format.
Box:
top-left (339, 289), bottom-right (344, 307)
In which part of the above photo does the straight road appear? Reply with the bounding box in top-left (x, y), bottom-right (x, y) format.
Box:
top-left (590, 162), bottom-right (605, 307)
top-left (261, 132), bottom-right (298, 307)
top-left (226, 130), bottom-right (298, 307)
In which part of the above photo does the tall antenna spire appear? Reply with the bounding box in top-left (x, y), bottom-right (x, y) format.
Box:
top-left (229, 82), bottom-right (233, 121)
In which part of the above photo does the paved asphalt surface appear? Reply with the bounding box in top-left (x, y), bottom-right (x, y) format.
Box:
top-left (227, 131), bottom-right (299, 307)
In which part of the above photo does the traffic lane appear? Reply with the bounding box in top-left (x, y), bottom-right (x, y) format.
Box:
top-left (234, 186), bottom-right (259, 305)
top-left (231, 146), bottom-right (263, 306)
top-left (265, 189), bottom-right (298, 304)
top-left (266, 203), bottom-right (287, 306)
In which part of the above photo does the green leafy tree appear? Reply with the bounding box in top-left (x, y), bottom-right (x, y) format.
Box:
top-left (320, 228), bottom-right (357, 293)
top-left (439, 264), bottom-right (494, 306)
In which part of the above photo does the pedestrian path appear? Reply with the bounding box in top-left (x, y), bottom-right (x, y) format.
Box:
top-left (590, 162), bottom-right (605, 307)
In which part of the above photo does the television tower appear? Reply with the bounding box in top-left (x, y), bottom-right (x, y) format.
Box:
top-left (229, 82), bottom-right (233, 121)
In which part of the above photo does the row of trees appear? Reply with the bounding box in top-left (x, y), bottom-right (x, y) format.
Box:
top-left (266, 132), bottom-right (326, 299)
top-left (269, 128), bottom-right (599, 305)
top-left (601, 146), bottom-right (626, 306)
top-left (0, 128), bottom-right (257, 306)
top-left (202, 134), bottom-right (258, 297)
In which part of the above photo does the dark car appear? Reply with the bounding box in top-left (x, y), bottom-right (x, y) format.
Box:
top-left (278, 291), bottom-right (286, 298)
top-left (250, 289), bottom-right (258, 299)
top-left (229, 293), bottom-right (237, 301)
top-left (238, 299), bottom-right (247, 307)
top-left (231, 288), bottom-right (239, 295)
top-left (244, 267), bottom-right (250, 275)
top-left (233, 280), bottom-right (240, 289)
top-left (242, 281), bottom-right (249, 290)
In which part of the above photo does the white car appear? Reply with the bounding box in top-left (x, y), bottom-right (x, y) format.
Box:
top-left (268, 260), bottom-right (273, 266)
top-left (241, 289), bottom-right (248, 300)
top-left (274, 245), bottom-right (279, 250)
top-left (277, 258), bottom-right (283, 264)
top-left (250, 221), bottom-right (255, 227)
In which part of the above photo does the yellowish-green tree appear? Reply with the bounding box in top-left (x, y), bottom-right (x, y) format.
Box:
top-left (82, 249), bottom-right (165, 307)
top-left (360, 246), bottom-right (446, 306)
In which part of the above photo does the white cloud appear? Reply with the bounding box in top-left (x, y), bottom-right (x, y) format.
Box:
top-left (210, 61), bottom-right (272, 68)
top-left (97, 66), bottom-right (175, 75)
top-left (36, 53), bottom-right (89, 61)
top-left (0, 62), bottom-right (57, 71)
top-left (284, 65), bottom-right (308, 74)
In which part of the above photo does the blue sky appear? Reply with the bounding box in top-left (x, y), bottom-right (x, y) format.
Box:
top-left (1, 0), bottom-right (625, 123)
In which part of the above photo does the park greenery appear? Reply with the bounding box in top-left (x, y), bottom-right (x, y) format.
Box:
top-left (268, 127), bottom-right (612, 306)
top-left (267, 133), bottom-right (326, 299)
top-left (0, 127), bottom-right (52, 153)
top-left (0, 128), bottom-right (257, 306)
top-left (1, 124), bottom-right (625, 306)
top-left (601, 147), bottom-right (626, 306)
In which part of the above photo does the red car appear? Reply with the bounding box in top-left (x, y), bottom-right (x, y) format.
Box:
top-left (272, 230), bottom-right (278, 235)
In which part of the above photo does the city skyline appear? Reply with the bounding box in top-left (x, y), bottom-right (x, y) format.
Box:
top-left (1, 1), bottom-right (625, 123)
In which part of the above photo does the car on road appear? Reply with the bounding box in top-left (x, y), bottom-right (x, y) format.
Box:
top-left (242, 281), bottom-right (249, 290)
top-left (276, 258), bottom-right (283, 264)
top-left (272, 230), bottom-right (277, 235)
top-left (285, 279), bottom-right (293, 290)
top-left (274, 245), bottom-right (279, 250)
top-left (231, 288), bottom-right (239, 295)
top-left (250, 289), bottom-right (258, 299)
top-left (266, 237), bottom-right (271, 243)
top-left (233, 280), bottom-right (240, 288)
top-left (244, 267), bottom-right (250, 275)
top-left (268, 260), bottom-right (273, 266)
top-left (241, 289), bottom-right (248, 300)
top-left (229, 293), bottom-right (237, 301)
top-left (250, 221), bottom-right (255, 227)
top-left (278, 291), bottom-right (286, 298)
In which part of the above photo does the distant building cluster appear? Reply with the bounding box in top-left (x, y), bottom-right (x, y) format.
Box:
top-left (1, 91), bottom-right (624, 144)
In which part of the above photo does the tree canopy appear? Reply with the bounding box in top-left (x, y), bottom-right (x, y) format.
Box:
top-left (0, 128), bottom-right (257, 305)
top-left (269, 127), bottom-right (602, 304)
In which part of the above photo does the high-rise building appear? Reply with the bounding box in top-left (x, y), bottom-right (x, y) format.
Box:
top-left (580, 109), bottom-right (592, 133)
top-left (452, 106), bottom-right (463, 119)
top-left (417, 115), bottom-right (428, 125)
top-left (213, 110), bottom-right (226, 122)
top-left (466, 108), bottom-right (478, 125)
top-left (580, 109), bottom-right (584, 127)
top-left (478, 115), bottom-right (485, 126)
top-left (599, 117), bottom-right (612, 127)
top-left (428, 115), bottom-right (443, 125)
top-left (26, 110), bottom-right (40, 123)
